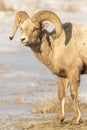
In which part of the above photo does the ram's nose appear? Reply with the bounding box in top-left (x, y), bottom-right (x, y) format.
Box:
top-left (21, 37), bottom-right (26, 42)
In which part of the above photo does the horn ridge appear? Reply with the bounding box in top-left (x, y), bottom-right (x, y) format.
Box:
top-left (9, 11), bottom-right (29, 40)
top-left (31, 10), bottom-right (62, 38)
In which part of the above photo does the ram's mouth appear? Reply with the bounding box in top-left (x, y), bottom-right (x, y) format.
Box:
top-left (21, 40), bottom-right (33, 47)
top-left (21, 41), bottom-right (28, 46)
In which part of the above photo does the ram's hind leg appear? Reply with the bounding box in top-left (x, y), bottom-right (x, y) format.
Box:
top-left (69, 69), bottom-right (81, 124)
top-left (55, 77), bottom-right (68, 123)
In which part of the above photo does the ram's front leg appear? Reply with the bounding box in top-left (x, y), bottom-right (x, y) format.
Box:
top-left (69, 70), bottom-right (81, 124)
top-left (56, 77), bottom-right (68, 123)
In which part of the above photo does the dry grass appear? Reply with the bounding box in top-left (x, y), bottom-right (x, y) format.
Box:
top-left (0, 0), bottom-right (14, 11)
top-left (12, 96), bottom-right (25, 104)
top-left (1, 118), bottom-right (87, 130)
top-left (0, 0), bottom-right (6, 11)
top-left (19, 120), bottom-right (53, 130)
top-left (65, 4), bottom-right (79, 13)
top-left (33, 97), bottom-right (58, 114)
top-left (20, 96), bottom-right (87, 130)
top-left (0, 100), bottom-right (9, 105)
top-left (19, 119), bottom-right (87, 130)
top-left (0, 97), bottom-right (87, 130)
top-left (33, 96), bottom-right (87, 114)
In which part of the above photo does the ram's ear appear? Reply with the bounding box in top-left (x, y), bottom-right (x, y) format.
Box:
top-left (41, 22), bottom-right (49, 31)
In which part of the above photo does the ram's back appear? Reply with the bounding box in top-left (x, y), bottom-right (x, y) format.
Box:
top-left (52, 23), bottom-right (87, 74)
top-left (62, 23), bottom-right (87, 63)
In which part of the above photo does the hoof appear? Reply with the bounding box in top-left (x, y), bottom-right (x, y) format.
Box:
top-left (54, 116), bottom-right (65, 124)
top-left (71, 117), bottom-right (80, 125)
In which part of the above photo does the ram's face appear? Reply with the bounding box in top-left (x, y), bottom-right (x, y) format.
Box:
top-left (20, 19), bottom-right (40, 46)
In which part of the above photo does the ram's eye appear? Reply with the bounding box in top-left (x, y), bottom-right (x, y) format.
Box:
top-left (20, 27), bottom-right (22, 30)
top-left (35, 28), bottom-right (39, 30)
top-left (32, 28), bottom-right (39, 33)
top-left (33, 28), bottom-right (39, 31)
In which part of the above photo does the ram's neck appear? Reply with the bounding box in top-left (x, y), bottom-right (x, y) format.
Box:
top-left (30, 34), bottom-right (53, 70)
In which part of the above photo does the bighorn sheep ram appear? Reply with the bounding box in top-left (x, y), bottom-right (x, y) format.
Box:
top-left (9, 10), bottom-right (87, 124)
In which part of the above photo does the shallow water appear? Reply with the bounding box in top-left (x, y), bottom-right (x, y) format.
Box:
top-left (0, 48), bottom-right (58, 119)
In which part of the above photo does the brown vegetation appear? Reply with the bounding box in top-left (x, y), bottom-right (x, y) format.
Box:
top-left (19, 97), bottom-right (87, 130)
top-left (33, 96), bottom-right (87, 115)
top-left (0, 0), bottom-right (14, 11)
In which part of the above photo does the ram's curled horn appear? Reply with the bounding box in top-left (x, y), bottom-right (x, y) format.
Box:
top-left (9, 11), bottom-right (29, 40)
top-left (31, 10), bottom-right (62, 38)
